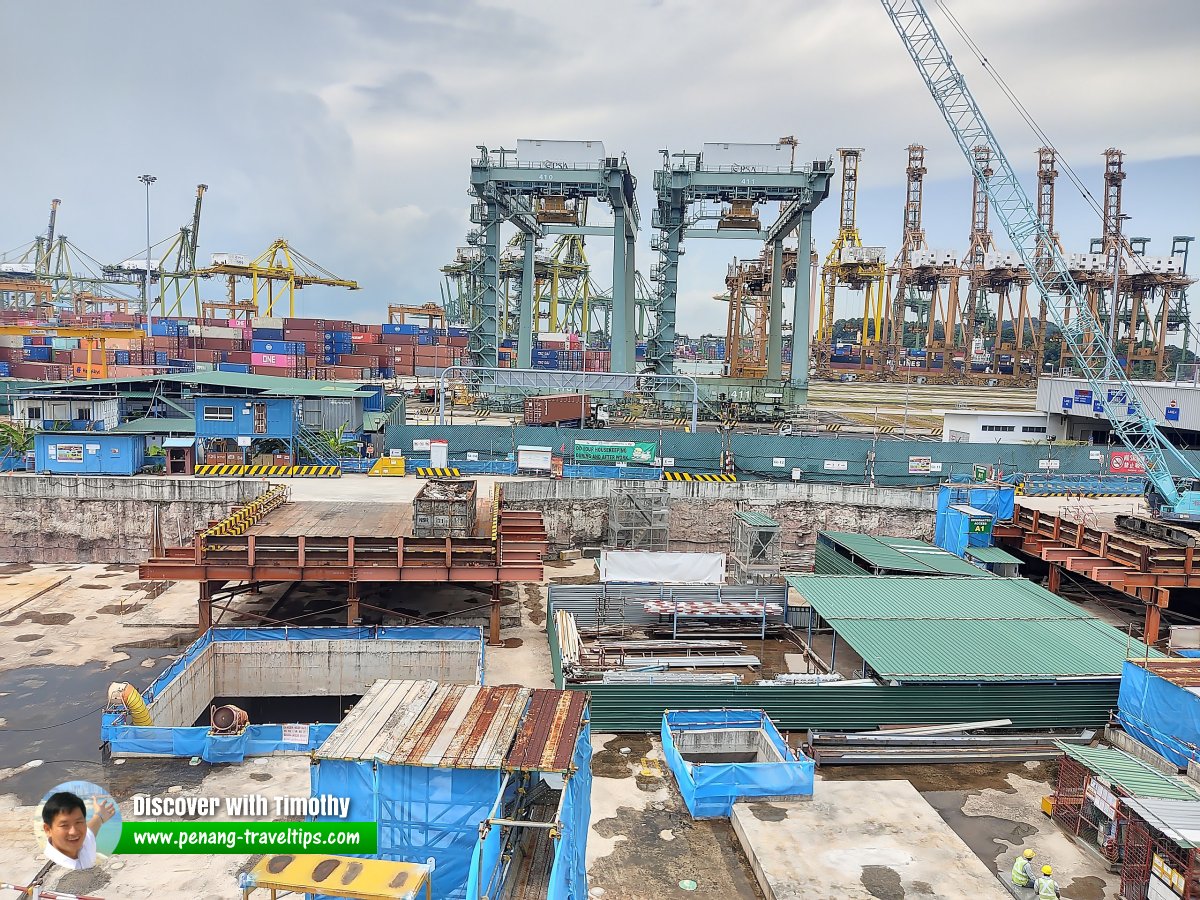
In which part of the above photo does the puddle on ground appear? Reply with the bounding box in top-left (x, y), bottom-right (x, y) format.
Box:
top-left (112, 633), bottom-right (193, 653)
top-left (1, 612), bottom-right (76, 627)
top-left (501, 638), bottom-right (523, 648)
top-left (861, 865), bottom-right (904, 900)
top-left (95, 604), bottom-right (146, 616)
top-left (592, 735), bottom-right (652, 779)
top-left (14, 634), bottom-right (41, 642)
top-left (0, 563), bottom-right (34, 574)
top-left (250, 772), bottom-right (272, 782)
top-left (822, 761), bottom-right (1046, 794)
top-left (1063, 875), bottom-right (1107, 900)
top-left (923, 790), bottom-right (1036, 865)
top-left (0, 650), bottom-right (178, 803)
top-left (78, 584), bottom-right (114, 590)
top-left (747, 801), bottom-right (787, 822)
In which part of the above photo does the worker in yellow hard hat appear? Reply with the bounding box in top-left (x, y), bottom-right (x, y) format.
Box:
top-left (1034, 864), bottom-right (1061, 899)
top-left (1010, 848), bottom-right (1037, 888)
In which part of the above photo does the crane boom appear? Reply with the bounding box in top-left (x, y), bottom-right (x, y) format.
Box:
top-left (878, 0), bottom-right (1200, 521)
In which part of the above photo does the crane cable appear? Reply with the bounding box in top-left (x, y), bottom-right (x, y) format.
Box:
top-left (931, 0), bottom-right (1157, 278)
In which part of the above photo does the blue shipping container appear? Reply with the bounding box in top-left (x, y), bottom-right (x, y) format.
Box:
top-left (115, 351), bottom-right (130, 365)
top-left (35, 432), bottom-right (146, 476)
top-left (382, 323), bottom-right (420, 335)
top-left (24, 347), bottom-right (51, 361)
top-left (252, 328), bottom-right (285, 340)
top-left (218, 363), bottom-right (251, 374)
top-left (0, 362), bottom-right (10, 377)
top-left (418, 335), bottom-right (433, 345)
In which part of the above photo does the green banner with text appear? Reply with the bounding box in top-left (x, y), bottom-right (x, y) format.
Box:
top-left (574, 440), bottom-right (657, 464)
top-left (114, 821), bottom-right (377, 854)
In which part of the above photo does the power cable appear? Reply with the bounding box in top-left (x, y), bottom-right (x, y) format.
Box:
top-left (1, 706), bottom-right (105, 732)
top-left (931, 0), bottom-right (1157, 278)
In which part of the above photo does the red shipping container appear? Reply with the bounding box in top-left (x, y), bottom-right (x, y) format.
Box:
top-left (335, 354), bottom-right (376, 367)
top-left (447, 336), bottom-right (468, 347)
top-left (223, 351), bottom-right (254, 364)
top-left (380, 333), bottom-right (417, 346)
top-left (523, 394), bottom-right (591, 425)
top-left (282, 328), bottom-right (324, 342)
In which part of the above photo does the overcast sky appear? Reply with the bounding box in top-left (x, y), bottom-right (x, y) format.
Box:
top-left (2, 0), bottom-right (1197, 335)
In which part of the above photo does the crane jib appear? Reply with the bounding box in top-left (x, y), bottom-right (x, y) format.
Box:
top-left (878, 0), bottom-right (1200, 520)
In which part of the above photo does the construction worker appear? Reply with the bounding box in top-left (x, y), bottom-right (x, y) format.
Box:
top-left (1010, 848), bottom-right (1037, 888)
top-left (1034, 865), bottom-right (1061, 899)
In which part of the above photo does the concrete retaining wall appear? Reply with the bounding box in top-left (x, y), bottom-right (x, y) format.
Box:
top-left (502, 479), bottom-right (937, 563)
top-left (0, 475), bottom-right (266, 564)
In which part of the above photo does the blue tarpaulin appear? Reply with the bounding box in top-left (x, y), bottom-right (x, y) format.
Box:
top-left (546, 719), bottom-right (592, 900)
top-left (935, 484), bottom-right (1016, 558)
top-left (661, 709), bottom-right (814, 819)
top-left (102, 626), bottom-right (484, 761)
top-left (1117, 660), bottom-right (1200, 768)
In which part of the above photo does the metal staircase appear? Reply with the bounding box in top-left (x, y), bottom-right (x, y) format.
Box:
top-left (295, 424), bottom-right (341, 467)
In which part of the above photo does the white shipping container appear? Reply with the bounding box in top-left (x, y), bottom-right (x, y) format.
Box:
top-left (250, 316), bottom-right (286, 329)
top-left (1068, 253), bottom-right (1108, 272)
top-left (840, 246), bottom-right (887, 265)
top-left (193, 325), bottom-right (244, 339)
top-left (0, 335), bottom-right (25, 348)
top-left (0, 262), bottom-right (36, 275)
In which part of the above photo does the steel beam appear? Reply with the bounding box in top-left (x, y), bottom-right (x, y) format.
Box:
top-left (767, 239), bottom-right (784, 382)
top-left (517, 232), bottom-right (536, 368)
top-left (790, 210), bottom-right (815, 390)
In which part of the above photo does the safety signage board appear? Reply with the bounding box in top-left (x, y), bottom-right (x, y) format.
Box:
top-left (908, 456), bottom-right (932, 475)
top-left (1166, 401), bottom-right (1181, 422)
top-left (1110, 451), bottom-right (1147, 475)
top-left (1062, 397), bottom-right (1073, 410)
top-left (1038, 458), bottom-right (1061, 470)
top-left (823, 460), bottom-right (848, 471)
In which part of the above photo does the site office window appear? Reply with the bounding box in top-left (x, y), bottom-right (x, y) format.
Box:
top-left (204, 406), bottom-right (235, 422)
top-left (980, 424), bottom-right (1015, 432)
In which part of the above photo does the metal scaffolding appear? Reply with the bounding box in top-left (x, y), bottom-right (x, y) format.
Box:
top-left (607, 484), bottom-right (670, 551)
top-left (729, 509), bottom-right (782, 583)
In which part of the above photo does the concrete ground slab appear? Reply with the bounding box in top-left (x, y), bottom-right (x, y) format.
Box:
top-left (731, 779), bottom-right (1011, 900)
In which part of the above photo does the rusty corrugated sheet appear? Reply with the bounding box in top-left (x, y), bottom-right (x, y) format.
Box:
top-left (386, 683), bottom-right (531, 769)
top-left (506, 689), bottom-right (588, 772)
top-left (1140, 658), bottom-right (1200, 687)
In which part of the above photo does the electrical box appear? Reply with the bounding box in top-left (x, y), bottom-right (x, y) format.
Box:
top-left (516, 139), bottom-right (605, 168)
top-left (702, 142), bottom-right (793, 172)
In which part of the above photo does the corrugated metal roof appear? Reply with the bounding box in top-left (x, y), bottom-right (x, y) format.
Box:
top-left (785, 575), bottom-right (1162, 682)
top-left (814, 543), bottom-right (871, 576)
top-left (111, 416), bottom-right (195, 434)
top-left (819, 531), bottom-right (987, 577)
top-left (1135, 658), bottom-right (1200, 687)
top-left (1122, 797), bottom-right (1200, 848)
top-left (1057, 743), bottom-right (1200, 801)
top-left (507, 689), bottom-right (588, 772)
top-left (734, 510), bottom-right (779, 528)
top-left (963, 545), bottom-right (1023, 565)
top-left (39, 370), bottom-right (372, 399)
top-left (315, 680), bottom-right (587, 772)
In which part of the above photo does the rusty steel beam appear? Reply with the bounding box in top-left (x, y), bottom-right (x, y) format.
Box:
top-left (139, 562), bottom-right (545, 583)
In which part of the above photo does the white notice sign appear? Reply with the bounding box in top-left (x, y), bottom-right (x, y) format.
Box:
top-left (1089, 450), bottom-right (1104, 461)
top-left (412, 439), bottom-right (431, 452)
top-left (663, 457), bottom-right (675, 467)
top-left (772, 457), bottom-right (786, 468)
top-left (929, 462), bottom-right (944, 473)
top-left (823, 460), bottom-right (848, 471)
top-left (1038, 458), bottom-right (1061, 470)
top-left (282, 723), bottom-right (310, 745)
top-left (466, 451), bottom-right (479, 461)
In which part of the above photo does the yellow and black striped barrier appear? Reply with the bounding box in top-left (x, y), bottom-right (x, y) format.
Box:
top-left (663, 472), bottom-right (736, 482)
top-left (671, 417), bottom-right (691, 431)
top-left (195, 464), bottom-right (340, 478)
top-left (292, 465), bottom-right (340, 477)
top-left (414, 467), bottom-right (461, 478)
top-left (202, 483), bottom-right (290, 538)
top-left (1014, 481), bottom-right (1025, 496)
top-left (196, 464), bottom-right (292, 477)
top-left (825, 423), bottom-right (843, 432)
top-left (491, 483), bottom-right (501, 541)
top-left (878, 425), bottom-right (895, 434)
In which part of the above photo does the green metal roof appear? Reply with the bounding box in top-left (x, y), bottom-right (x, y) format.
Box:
top-left (364, 411), bottom-right (389, 432)
top-left (813, 543), bottom-right (871, 576)
top-left (964, 545), bottom-right (1023, 566)
top-left (110, 417), bottom-right (196, 435)
top-left (35, 370), bottom-right (372, 399)
top-left (784, 575), bottom-right (1163, 682)
top-left (819, 531), bottom-right (988, 577)
top-left (735, 510), bottom-right (780, 528)
top-left (1057, 743), bottom-right (1200, 801)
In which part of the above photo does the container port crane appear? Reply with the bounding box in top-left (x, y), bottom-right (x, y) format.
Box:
top-left (815, 149), bottom-right (887, 374)
top-left (193, 238), bottom-right (359, 317)
top-left (879, 0), bottom-right (1200, 528)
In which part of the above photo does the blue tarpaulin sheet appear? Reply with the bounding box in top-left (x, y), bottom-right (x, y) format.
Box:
top-left (102, 626), bottom-right (483, 759)
top-left (935, 485), bottom-right (1015, 557)
top-left (1117, 660), bottom-right (1200, 768)
top-left (546, 720), bottom-right (592, 900)
top-left (661, 709), bottom-right (814, 819)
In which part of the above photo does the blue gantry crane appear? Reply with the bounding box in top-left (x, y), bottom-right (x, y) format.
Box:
top-left (879, 0), bottom-right (1200, 531)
